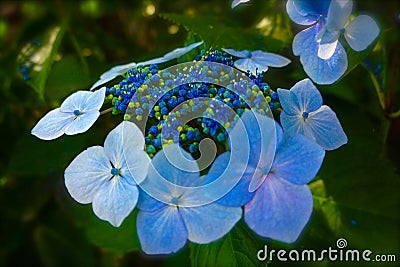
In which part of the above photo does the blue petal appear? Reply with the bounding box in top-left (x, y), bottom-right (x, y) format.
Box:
top-left (64, 146), bottom-right (111, 204)
top-left (251, 51), bottom-right (291, 68)
top-left (31, 108), bottom-right (74, 140)
top-left (235, 58), bottom-right (268, 75)
top-left (344, 15), bottom-right (379, 51)
top-left (277, 88), bottom-right (301, 116)
top-left (180, 203), bottom-right (242, 244)
top-left (271, 133), bottom-right (325, 184)
top-left (205, 152), bottom-right (256, 206)
top-left (306, 105), bottom-right (348, 150)
top-left (286, 0), bottom-right (329, 25)
top-left (244, 176), bottom-right (313, 243)
top-left (62, 87), bottom-right (105, 112)
top-left (325, 0), bottom-right (353, 32)
top-left (293, 24), bottom-right (348, 84)
top-left (137, 206), bottom-right (188, 254)
top-left (290, 78), bottom-right (323, 113)
top-left (280, 111), bottom-right (306, 136)
top-left (317, 29), bottom-right (340, 60)
top-left (139, 144), bottom-right (200, 206)
top-left (137, 188), bottom-right (167, 212)
top-left (103, 121), bottom-right (148, 184)
top-left (221, 48), bottom-right (249, 58)
top-left (64, 111), bottom-right (100, 135)
top-left (231, 0), bottom-right (250, 8)
top-left (92, 178), bottom-right (139, 227)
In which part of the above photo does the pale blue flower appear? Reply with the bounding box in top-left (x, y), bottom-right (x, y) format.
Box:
top-left (90, 41), bottom-right (204, 90)
top-left (317, 0), bottom-right (379, 59)
top-left (136, 144), bottom-right (242, 254)
top-left (222, 48), bottom-right (291, 76)
top-left (31, 87), bottom-right (106, 140)
top-left (204, 110), bottom-right (325, 242)
top-left (64, 121), bottom-right (150, 227)
top-left (231, 0), bottom-right (250, 9)
top-left (278, 78), bottom-right (347, 150)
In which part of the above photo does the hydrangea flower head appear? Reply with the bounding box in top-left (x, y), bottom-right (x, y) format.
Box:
top-left (31, 87), bottom-right (106, 140)
top-left (136, 144), bottom-right (242, 254)
top-left (64, 121), bottom-right (150, 227)
top-left (206, 110), bottom-right (325, 242)
top-left (90, 42), bottom-right (203, 90)
top-left (222, 48), bottom-right (291, 76)
top-left (277, 78), bottom-right (347, 150)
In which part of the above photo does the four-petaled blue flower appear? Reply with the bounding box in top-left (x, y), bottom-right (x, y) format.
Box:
top-left (231, 0), bottom-right (250, 9)
top-left (206, 111), bottom-right (325, 242)
top-left (317, 0), bottom-right (379, 59)
top-left (64, 121), bottom-right (150, 227)
top-left (31, 87), bottom-right (106, 140)
top-left (278, 78), bottom-right (347, 150)
top-left (287, 0), bottom-right (379, 84)
top-left (222, 48), bottom-right (291, 76)
top-left (136, 144), bottom-right (242, 254)
top-left (90, 41), bottom-right (204, 90)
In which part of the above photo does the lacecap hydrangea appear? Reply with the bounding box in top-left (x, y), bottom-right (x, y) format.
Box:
top-left (31, 41), bottom-right (348, 254)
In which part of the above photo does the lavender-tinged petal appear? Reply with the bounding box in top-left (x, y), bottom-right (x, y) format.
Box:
top-left (251, 51), bottom-right (291, 68)
top-left (64, 111), bottom-right (100, 135)
top-left (325, 0), bottom-right (353, 32)
top-left (290, 78), bottom-right (323, 112)
top-left (221, 48), bottom-right (250, 58)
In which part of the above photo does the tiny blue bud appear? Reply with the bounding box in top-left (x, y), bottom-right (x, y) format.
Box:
top-left (302, 112), bottom-right (309, 119)
top-left (111, 168), bottom-right (120, 176)
top-left (73, 110), bottom-right (82, 116)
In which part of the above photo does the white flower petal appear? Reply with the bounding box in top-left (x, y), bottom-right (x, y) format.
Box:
top-left (231, 0), bottom-right (250, 9)
top-left (221, 48), bottom-right (250, 58)
top-left (104, 121), bottom-right (145, 168)
top-left (251, 51), bottom-right (291, 67)
top-left (64, 146), bottom-right (112, 204)
top-left (31, 108), bottom-right (74, 140)
top-left (64, 110), bottom-right (100, 135)
top-left (92, 178), bottom-right (139, 227)
top-left (325, 0), bottom-right (353, 32)
top-left (90, 63), bottom-right (137, 91)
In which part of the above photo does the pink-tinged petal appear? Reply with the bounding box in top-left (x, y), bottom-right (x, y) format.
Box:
top-left (31, 108), bottom-right (74, 140)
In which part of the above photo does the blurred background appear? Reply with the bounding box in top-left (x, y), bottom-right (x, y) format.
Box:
top-left (0, 0), bottom-right (399, 266)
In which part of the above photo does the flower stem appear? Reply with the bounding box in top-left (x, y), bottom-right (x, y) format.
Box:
top-left (362, 63), bottom-right (386, 112)
top-left (100, 107), bottom-right (114, 115)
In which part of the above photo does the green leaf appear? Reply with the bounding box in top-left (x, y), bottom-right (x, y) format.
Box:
top-left (46, 55), bottom-right (92, 101)
top-left (17, 24), bottom-right (66, 99)
top-left (8, 132), bottom-right (97, 176)
top-left (189, 222), bottom-right (266, 267)
top-left (160, 13), bottom-right (285, 52)
top-left (67, 202), bottom-right (141, 254)
top-left (34, 225), bottom-right (94, 267)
